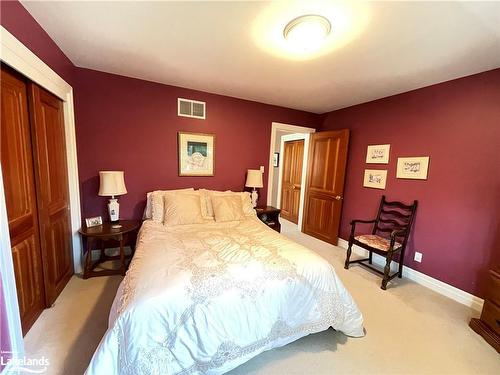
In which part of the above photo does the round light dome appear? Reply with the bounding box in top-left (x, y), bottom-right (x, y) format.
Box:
top-left (283, 15), bottom-right (331, 53)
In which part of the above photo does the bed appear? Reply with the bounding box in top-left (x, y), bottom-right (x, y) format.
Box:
top-left (86, 190), bottom-right (364, 375)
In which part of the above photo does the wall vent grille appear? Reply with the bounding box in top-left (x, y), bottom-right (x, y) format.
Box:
top-left (178, 98), bottom-right (206, 119)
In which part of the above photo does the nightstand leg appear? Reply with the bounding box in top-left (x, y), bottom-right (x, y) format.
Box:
top-left (119, 238), bottom-right (126, 276)
top-left (83, 237), bottom-right (92, 279)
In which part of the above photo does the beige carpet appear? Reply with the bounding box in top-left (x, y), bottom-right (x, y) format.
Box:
top-left (24, 219), bottom-right (499, 375)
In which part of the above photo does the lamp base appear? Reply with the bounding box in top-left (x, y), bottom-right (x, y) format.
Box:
top-left (250, 189), bottom-right (258, 208)
top-left (108, 198), bottom-right (120, 222)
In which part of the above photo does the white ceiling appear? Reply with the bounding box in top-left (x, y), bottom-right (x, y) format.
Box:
top-left (21, 1), bottom-right (500, 114)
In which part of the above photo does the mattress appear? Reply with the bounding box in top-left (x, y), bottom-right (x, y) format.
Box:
top-left (86, 217), bottom-right (364, 375)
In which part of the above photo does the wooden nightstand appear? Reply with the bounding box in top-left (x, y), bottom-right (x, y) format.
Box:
top-left (256, 206), bottom-right (281, 233)
top-left (469, 268), bottom-right (500, 352)
top-left (79, 220), bottom-right (141, 279)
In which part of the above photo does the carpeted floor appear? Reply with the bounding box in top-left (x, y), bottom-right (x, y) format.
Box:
top-left (24, 219), bottom-right (499, 375)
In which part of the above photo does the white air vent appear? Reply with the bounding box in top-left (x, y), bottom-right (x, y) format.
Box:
top-left (178, 98), bottom-right (206, 119)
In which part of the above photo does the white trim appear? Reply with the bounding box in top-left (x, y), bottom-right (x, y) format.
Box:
top-left (177, 97), bottom-right (206, 119)
top-left (337, 238), bottom-right (484, 312)
top-left (1, 26), bottom-right (82, 274)
top-left (0, 166), bottom-right (24, 366)
top-left (267, 122), bottom-right (315, 208)
top-left (276, 133), bottom-right (310, 229)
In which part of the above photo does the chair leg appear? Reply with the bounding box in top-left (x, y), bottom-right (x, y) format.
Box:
top-left (381, 253), bottom-right (392, 290)
top-left (368, 251), bottom-right (373, 264)
top-left (397, 249), bottom-right (405, 278)
top-left (344, 241), bottom-right (353, 269)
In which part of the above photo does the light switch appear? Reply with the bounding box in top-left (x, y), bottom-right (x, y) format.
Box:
top-left (260, 166), bottom-right (265, 173)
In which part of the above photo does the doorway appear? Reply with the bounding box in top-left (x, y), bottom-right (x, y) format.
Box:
top-left (280, 138), bottom-right (304, 224)
top-left (267, 122), bottom-right (315, 229)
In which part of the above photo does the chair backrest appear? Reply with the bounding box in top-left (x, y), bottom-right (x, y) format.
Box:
top-left (372, 196), bottom-right (418, 247)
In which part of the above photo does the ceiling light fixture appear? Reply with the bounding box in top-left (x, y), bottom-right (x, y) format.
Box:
top-left (283, 14), bottom-right (331, 53)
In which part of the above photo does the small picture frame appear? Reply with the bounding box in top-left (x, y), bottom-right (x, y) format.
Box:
top-left (273, 152), bottom-right (279, 167)
top-left (85, 216), bottom-right (103, 228)
top-left (363, 169), bottom-right (387, 189)
top-left (397, 157), bottom-right (430, 180)
top-left (366, 144), bottom-right (390, 164)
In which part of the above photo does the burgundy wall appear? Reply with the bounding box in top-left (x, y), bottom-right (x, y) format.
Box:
top-left (74, 68), bottom-right (320, 220)
top-left (0, 0), bottom-right (74, 84)
top-left (320, 69), bottom-right (500, 297)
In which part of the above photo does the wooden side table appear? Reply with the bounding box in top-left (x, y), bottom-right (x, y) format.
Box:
top-left (79, 220), bottom-right (141, 279)
top-left (256, 206), bottom-right (281, 232)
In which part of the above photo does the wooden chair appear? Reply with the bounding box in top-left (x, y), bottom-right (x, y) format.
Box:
top-left (344, 195), bottom-right (418, 290)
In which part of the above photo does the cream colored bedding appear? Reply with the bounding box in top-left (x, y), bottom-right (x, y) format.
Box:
top-left (86, 217), bottom-right (364, 375)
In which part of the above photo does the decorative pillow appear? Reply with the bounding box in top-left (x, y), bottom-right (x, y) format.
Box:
top-left (163, 192), bottom-right (204, 227)
top-left (199, 189), bottom-right (231, 218)
top-left (149, 188), bottom-right (194, 222)
top-left (240, 191), bottom-right (256, 217)
top-left (200, 190), bottom-right (255, 219)
top-left (211, 194), bottom-right (245, 222)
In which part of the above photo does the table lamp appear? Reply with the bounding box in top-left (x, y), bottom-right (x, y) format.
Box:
top-left (245, 169), bottom-right (263, 208)
top-left (98, 171), bottom-right (127, 226)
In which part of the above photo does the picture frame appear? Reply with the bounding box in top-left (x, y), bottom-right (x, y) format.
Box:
top-left (178, 132), bottom-right (215, 176)
top-left (363, 169), bottom-right (387, 189)
top-left (366, 144), bottom-right (390, 164)
top-left (85, 216), bottom-right (103, 228)
top-left (397, 157), bottom-right (430, 180)
top-left (273, 152), bottom-right (279, 167)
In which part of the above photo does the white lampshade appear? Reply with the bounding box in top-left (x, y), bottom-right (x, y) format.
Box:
top-left (245, 169), bottom-right (263, 188)
top-left (98, 171), bottom-right (127, 197)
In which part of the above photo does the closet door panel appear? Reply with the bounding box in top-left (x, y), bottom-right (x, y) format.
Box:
top-left (1, 66), bottom-right (45, 334)
top-left (28, 83), bottom-right (73, 306)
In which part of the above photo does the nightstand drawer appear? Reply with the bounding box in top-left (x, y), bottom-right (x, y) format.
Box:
top-left (481, 300), bottom-right (500, 335)
top-left (486, 270), bottom-right (500, 306)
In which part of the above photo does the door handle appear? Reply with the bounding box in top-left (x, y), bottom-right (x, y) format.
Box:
top-left (334, 195), bottom-right (343, 200)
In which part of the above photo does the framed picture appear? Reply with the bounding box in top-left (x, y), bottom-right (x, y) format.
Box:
top-left (85, 216), bottom-right (102, 227)
top-left (397, 157), bottom-right (430, 180)
top-left (178, 132), bottom-right (215, 176)
top-left (363, 169), bottom-right (387, 189)
top-left (273, 152), bottom-right (279, 167)
top-left (366, 144), bottom-right (390, 164)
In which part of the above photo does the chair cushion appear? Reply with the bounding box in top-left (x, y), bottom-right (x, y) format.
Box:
top-left (354, 234), bottom-right (402, 251)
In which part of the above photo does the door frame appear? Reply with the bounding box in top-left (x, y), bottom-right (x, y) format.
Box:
top-left (267, 122), bottom-right (315, 209)
top-left (0, 26), bottom-right (82, 360)
top-left (276, 133), bottom-right (310, 229)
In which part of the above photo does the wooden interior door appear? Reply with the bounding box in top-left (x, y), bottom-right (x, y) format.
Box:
top-left (302, 130), bottom-right (349, 245)
top-left (280, 139), bottom-right (304, 224)
top-left (1, 66), bottom-right (45, 334)
top-left (28, 83), bottom-right (73, 306)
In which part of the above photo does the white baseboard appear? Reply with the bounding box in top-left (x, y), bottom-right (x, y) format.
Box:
top-left (337, 238), bottom-right (484, 312)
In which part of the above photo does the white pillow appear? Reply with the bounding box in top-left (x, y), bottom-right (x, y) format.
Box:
top-left (163, 192), bottom-right (204, 227)
top-left (240, 191), bottom-right (256, 217)
top-left (149, 188), bottom-right (194, 222)
top-left (211, 194), bottom-right (245, 222)
top-left (200, 189), bottom-right (255, 218)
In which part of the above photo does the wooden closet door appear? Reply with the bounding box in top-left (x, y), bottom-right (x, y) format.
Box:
top-left (280, 139), bottom-right (304, 224)
top-left (28, 83), bottom-right (73, 306)
top-left (1, 66), bottom-right (45, 335)
top-left (302, 130), bottom-right (349, 245)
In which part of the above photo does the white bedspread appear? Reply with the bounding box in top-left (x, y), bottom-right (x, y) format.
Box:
top-left (86, 218), bottom-right (364, 375)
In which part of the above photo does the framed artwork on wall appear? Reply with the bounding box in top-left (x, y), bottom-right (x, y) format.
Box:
top-left (363, 169), bottom-right (387, 189)
top-left (178, 132), bottom-right (215, 176)
top-left (396, 157), bottom-right (430, 180)
top-left (366, 144), bottom-right (390, 164)
top-left (273, 152), bottom-right (279, 167)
